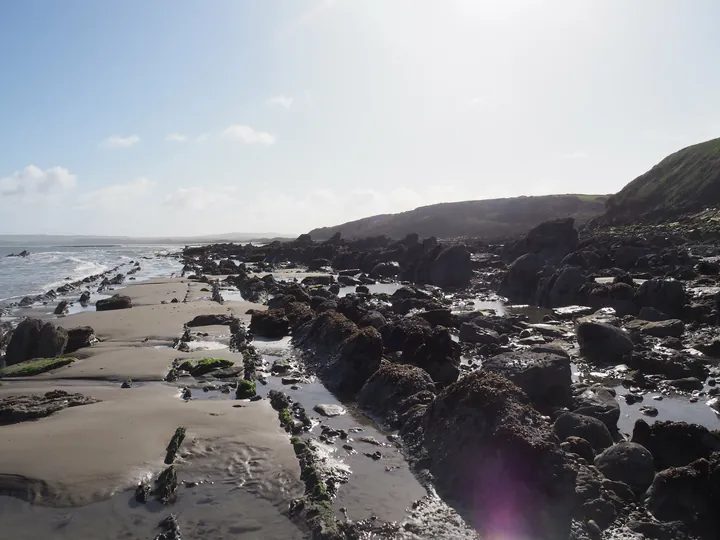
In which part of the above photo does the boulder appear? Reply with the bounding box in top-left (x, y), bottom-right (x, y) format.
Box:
top-left (572, 385), bottom-right (620, 431)
top-left (96, 294), bottom-right (133, 311)
top-left (632, 420), bottom-right (720, 470)
top-left (370, 261), bottom-right (400, 279)
top-left (54, 300), bottom-right (69, 315)
top-left (186, 314), bottom-right (236, 327)
top-left (79, 291), bottom-right (91, 304)
top-left (536, 266), bottom-right (588, 308)
top-left (458, 322), bottom-right (500, 345)
top-left (357, 361), bottom-right (436, 428)
top-left (37, 323), bottom-right (69, 358)
top-left (322, 327), bottom-right (383, 394)
top-left (249, 309), bottom-right (289, 339)
top-left (638, 306), bottom-right (670, 322)
top-left (413, 371), bottom-right (577, 540)
top-left (594, 442), bottom-right (655, 493)
top-left (634, 279), bottom-right (686, 318)
top-left (64, 326), bottom-right (96, 354)
top-left (560, 436), bottom-right (595, 462)
top-left (428, 245), bottom-right (472, 288)
top-left (4, 318), bottom-right (44, 365)
top-left (639, 319), bottom-right (685, 338)
top-left (576, 320), bottom-right (633, 363)
top-left (504, 217), bottom-right (578, 265)
top-left (497, 253), bottom-right (543, 304)
top-left (483, 350), bottom-right (572, 407)
top-left (553, 412), bottom-right (614, 453)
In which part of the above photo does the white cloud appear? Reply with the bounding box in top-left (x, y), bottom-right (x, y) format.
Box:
top-left (0, 165), bottom-right (77, 198)
top-left (100, 134), bottom-right (140, 148)
top-left (196, 133), bottom-right (209, 143)
top-left (221, 125), bottom-right (276, 146)
top-left (166, 133), bottom-right (187, 143)
top-left (562, 151), bottom-right (589, 160)
top-left (164, 186), bottom-right (239, 211)
top-left (77, 177), bottom-right (157, 209)
top-left (266, 95), bottom-right (294, 109)
top-left (469, 96), bottom-right (484, 106)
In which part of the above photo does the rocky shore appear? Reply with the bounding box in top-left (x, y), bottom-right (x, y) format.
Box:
top-left (2, 217), bottom-right (720, 539)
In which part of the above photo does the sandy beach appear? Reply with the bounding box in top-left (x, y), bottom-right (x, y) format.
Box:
top-left (0, 277), bottom-right (305, 539)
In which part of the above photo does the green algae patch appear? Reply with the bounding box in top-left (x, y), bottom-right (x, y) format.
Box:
top-left (0, 357), bottom-right (76, 378)
top-left (235, 379), bottom-right (257, 399)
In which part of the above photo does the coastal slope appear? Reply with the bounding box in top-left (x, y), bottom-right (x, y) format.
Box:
top-left (308, 194), bottom-right (608, 241)
top-left (605, 137), bottom-right (720, 223)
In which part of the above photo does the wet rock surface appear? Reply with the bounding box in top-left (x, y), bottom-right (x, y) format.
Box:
top-left (0, 390), bottom-right (98, 425)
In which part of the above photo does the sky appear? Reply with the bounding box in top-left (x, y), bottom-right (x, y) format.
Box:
top-left (2, 0), bottom-right (720, 236)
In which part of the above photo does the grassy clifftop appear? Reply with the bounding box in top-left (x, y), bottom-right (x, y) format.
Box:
top-left (605, 137), bottom-right (720, 223)
top-left (308, 194), bottom-right (608, 241)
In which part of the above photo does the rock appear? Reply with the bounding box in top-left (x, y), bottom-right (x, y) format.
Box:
top-left (284, 302), bottom-right (314, 330)
top-left (413, 371), bottom-right (577, 539)
top-left (537, 266), bottom-right (588, 308)
top-left (36, 323), bottom-right (68, 359)
top-left (313, 404), bottom-right (346, 417)
top-left (324, 327), bottom-right (383, 394)
top-left (4, 318), bottom-right (44, 365)
top-left (64, 326), bottom-right (95, 353)
top-left (0, 390), bottom-right (98, 425)
top-left (428, 245), bottom-right (472, 287)
top-left (634, 279), bottom-right (686, 318)
top-left (186, 314), bottom-right (236, 327)
top-left (370, 261), bottom-right (400, 279)
top-left (632, 419), bottom-right (720, 470)
top-left (96, 294), bottom-right (133, 311)
top-left (638, 306), bottom-right (670, 321)
top-left (358, 362), bottom-right (436, 428)
top-left (576, 320), bottom-right (633, 363)
top-left (560, 436), bottom-right (595, 462)
top-left (640, 405), bottom-right (659, 417)
top-left (594, 442), bottom-right (655, 493)
top-left (483, 350), bottom-right (572, 408)
top-left (458, 322), bottom-right (500, 344)
top-left (668, 377), bottom-right (703, 391)
top-left (504, 217), bottom-right (579, 265)
top-left (399, 325), bottom-right (460, 385)
top-left (53, 300), bottom-right (69, 315)
top-left (249, 309), bottom-right (289, 338)
top-left (627, 520), bottom-right (689, 540)
top-left (553, 412), bottom-right (614, 453)
top-left (572, 385), bottom-right (621, 431)
top-left (645, 457), bottom-right (716, 530)
top-left (640, 319), bottom-right (685, 338)
top-left (497, 253), bottom-right (543, 303)
top-left (79, 291), bottom-right (91, 304)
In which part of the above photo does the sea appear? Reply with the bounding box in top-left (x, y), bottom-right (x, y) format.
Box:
top-left (0, 245), bottom-right (184, 304)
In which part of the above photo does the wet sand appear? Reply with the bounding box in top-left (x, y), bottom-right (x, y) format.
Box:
top-left (0, 278), bottom-right (303, 539)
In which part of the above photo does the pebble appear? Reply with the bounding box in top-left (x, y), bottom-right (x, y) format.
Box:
top-left (313, 404), bottom-right (347, 417)
top-left (639, 406), bottom-right (659, 417)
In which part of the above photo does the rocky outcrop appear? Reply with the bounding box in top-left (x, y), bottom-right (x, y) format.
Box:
top-left (37, 324), bottom-right (68, 359)
top-left (0, 390), bottom-right (98, 425)
top-left (5, 319), bottom-right (69, 365)
top-left (406, 371), bottom-right (577, 540)
top-left (357, 361), bottom-right (435, 428)
top-left (497, 253), bottom-right (543, 303)
top-left (482, 350), bottom-right (572, 408)
top-left (249, 309), bottom-right (289, 338)
top-left (504, 217), bottom-right (579, 265)
top-left (634, 279), bottom-right (686, 318)
top-left (53, 300), bottom-right (69, 315)
top-left (396, 324), bottom-right (460, 385)
top-left (96, 294), bottom-right (133, 311)
top-left (536, 265), bottom-right (588, 308)
top-left (323, 327), bottom-right (383, 394)
top-left (428, 245), bottom-right (472, 288)
top-left (632, 420), bottom-right (720, 470)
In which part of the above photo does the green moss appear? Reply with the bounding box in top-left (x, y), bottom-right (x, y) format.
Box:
top-left (278, 408), bottom-right (294, 432)
top-left (0, 357), bottom-right (75, 378)
top-left (186, 357), bottom-right (234, 376)
top-left (235, 379), bottom-right (257, 399)
top-left (177, 360), bottom-right (194, 372)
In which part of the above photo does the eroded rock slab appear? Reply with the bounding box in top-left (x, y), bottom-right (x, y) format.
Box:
top-left (0, 390), bottom-right (98, 426)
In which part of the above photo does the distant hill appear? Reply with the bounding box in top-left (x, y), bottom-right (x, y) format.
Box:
top-left (605, 137), bottom-right (720, 223)
top-left (308, 194), bottom-right (609, 241)
top-left (0, 232), bottom-right (293, 247)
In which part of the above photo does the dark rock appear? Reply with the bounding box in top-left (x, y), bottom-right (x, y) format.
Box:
top-left (640, 319), bottom-right (685, 338)
top-left (4, 318), bottom-right (44, 365)
top-left (632, 419), bottom-right (720, 470)
top-left (638, 306), bottom-right (670, 321)
top-left (594, 442), bottom-right (655, 493)
top-left (249, 309), bottom-right (289, 339)
top-left (428, 245), bottom-right (472, 287)
top-left (324, 327), bottom-right (383, 394)
top-left (412, 371), bottom-right (577, 540)
top-left (560, 436), bottom-right (595, 462)
top-left (497, 253), bottom-right (543, 303)
top-left (79, 291), bottom-right (91, 304)
top-left (36, 323), bottom-right (68, 359)
top-left (634, 279), bottom-right (686, 318)
top-left (358, 362), bottom-right (436, 428)
top-left (553, 412), bottom-right (614, 453)
top-left (483, 350), bottom-right (572, 407)
top-left (668, 377), bottom-right (704, 391)
top-left (64, 326), bottom-right (95, 353)
top-left (0, 390), bottom-right (98, 425)
top-left (458, 322), bottom-right (500, 345)
top-left (96, 294), bottom-right (133, 311)
top-left (572, 385), bottom-right (620, 431)
top-left (370, 261), bottom-right (400, 279)
top-left (537, 266), bottom-right (588, 308)
top-left (186, 314), bottom-right (236, 327)
top-left (576, 320), bottom-right (633, 363)
top-left (399, 325), bottom-right (460, 385)
top-left (627, 520), bottom-right (689, 540)
top-left (504, 217), bottom-right (579, 265)
top-left (53, 300), bottom-right (69, 315)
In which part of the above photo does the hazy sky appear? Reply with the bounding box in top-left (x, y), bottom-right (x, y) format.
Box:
top-left (2, 0), bottom-right (720, 236)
